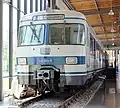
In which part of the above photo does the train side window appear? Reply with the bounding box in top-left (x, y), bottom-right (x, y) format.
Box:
top-left (96, 42), bottom-right (101, 60)
top-left (78, 24), bottom-right (85, 45)
top-left (87, 27), bottom-right (89, 46)
top-left (69, 24), bottom-right (85, 45)
top-left (90, 34), bottom-right (94, 55)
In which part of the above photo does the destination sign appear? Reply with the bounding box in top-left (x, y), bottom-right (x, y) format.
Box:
top-left (32, 14), bottom-right (65, 21)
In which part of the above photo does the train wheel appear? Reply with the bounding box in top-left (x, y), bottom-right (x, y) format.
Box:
top-left (37, 80), bottom-right (46, 94)
top-left (84, 79), bottom-right (91, 89)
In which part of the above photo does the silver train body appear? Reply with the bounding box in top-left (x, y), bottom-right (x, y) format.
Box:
top-left (16, 10), bottom-right (107, 92)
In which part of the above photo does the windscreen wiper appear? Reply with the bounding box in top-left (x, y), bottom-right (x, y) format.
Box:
top-left (29, 25), bottom-right (41, 43)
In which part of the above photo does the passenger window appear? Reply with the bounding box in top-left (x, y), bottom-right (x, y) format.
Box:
top-left (78, 24), bottom-right (85, 45)
top-left (90, 34), bottom-right (94, 55)
top-left (87, 28), bottom-right (89, 46)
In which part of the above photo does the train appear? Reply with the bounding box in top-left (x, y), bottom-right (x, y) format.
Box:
top-left (16, 9), bottom-right (108, 97)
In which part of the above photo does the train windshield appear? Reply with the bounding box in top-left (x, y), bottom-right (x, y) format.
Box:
top-left (49, 24), bottom-right (85, 45)
top-left (18, 24), bottom-right (44, 46)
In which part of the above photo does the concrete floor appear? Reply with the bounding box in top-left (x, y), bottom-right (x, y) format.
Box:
top-left (86, 79), bottom-right (120, 108)
top-left (0, 79), bottom-right (120, 108)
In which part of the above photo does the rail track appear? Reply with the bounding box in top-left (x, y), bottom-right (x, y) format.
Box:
top-left (18, 78), bottom-right (104, 108)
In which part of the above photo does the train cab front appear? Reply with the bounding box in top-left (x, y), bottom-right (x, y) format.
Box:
top-left (16, 12), bottom-right (87, 96)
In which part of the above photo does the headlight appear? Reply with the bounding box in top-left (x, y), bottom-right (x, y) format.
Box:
top-left (66, 57), bottom-right (78, 64)
top-left (18, 58), bottom-right (27, 65)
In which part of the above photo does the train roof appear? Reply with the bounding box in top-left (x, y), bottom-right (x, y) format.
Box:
top-left (20, 10), bottom-right (86, 21)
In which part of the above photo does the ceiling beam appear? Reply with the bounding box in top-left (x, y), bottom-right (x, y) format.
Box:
top-left (67, 0), bottom-right (120, 15)
top-left (79, 7), bottom-right (120, 15)
top-left (93, 0), bottom-right (108, 42)
top-left (62, 0), bottom-right (74, 10)
top-left (96, 31), bottom-right (120, 35)
top-left (92, 22), bottom-right (120, 27)
top-left (102, 41), bottom-right (120, 45)
top-left (92, 0), bottom-right (104, 32)
top-left (106, 46), bottom-right (120, 50)
top-left (102, 42), bottom-right (120, 46)
top-left (99, 37), bottom-right (120, 40)
top-left (100, 38), bottom-right (120, 41)
top-left (100, 39), bottom-right (120, 44)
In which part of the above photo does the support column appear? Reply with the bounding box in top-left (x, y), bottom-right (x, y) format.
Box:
top-left (24, 0), bottom-right (27, 14)
top-left (115, 50), bottom-right (119, 68)
top-left (44, 0), bottom-right (46, 10)
top-left (40, 0), bottom-right (42, 11)
top-left (30, 0), bottom-right (33, 13)
top-left (50, 0), bottom-right (53, 9)
top-left (0, 0), bottom-right (3, 101)
top-left (17, 0), bottom-right (20, 36)
top-left (9, 0), bottom-right (13, 89)
top-left (48, 0), bottom-right (56, 9)
top-left (52, 0), bottom-right (56, 9)
top-left (48, 0), bottom-right (50, 7)
top-left (35, 0), bottom-right (38, 12)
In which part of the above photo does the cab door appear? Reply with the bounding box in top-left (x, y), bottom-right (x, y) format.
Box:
top-left (86, 27), bottom-right (95, 72)
top-left (86, 27), bottom-right (90, 71)
top-left (90, 35), bottom-right (95, 71)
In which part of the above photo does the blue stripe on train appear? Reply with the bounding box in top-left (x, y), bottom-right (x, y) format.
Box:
top-left (17, 72), bottom-right (87, 75)
top-left (61, 72), bottom-right (87, 74)
top-left (16, 56), bottom-right (85, 65)
top-left (17, 69), bottom-right (102, 76)
top-left (17, 71), bottom-right (88, 76)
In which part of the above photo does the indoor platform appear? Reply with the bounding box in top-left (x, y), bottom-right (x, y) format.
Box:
top-left (86, 79), bottom-right (120, 108)
top-left (0, 79), bottom-right (119, 108)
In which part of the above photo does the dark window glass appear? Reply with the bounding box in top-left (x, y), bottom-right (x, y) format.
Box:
top-left (49, 24), bottom-right (85, 45)
top-left (90, 34), bottom-right (94, 54)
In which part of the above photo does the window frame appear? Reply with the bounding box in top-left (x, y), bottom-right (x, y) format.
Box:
top-left (90, 33), bottom-right (94, 55)
top-left (48, 23), bottom-right (86, 45)
top-left (18, 24), bottom-right (45, 46)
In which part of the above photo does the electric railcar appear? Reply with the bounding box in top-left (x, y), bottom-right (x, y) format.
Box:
top-left (16, 10), bottom-right (107, 93)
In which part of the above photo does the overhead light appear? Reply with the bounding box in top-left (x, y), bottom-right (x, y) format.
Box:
top-left (112, 43), bottom-right (115, 46)
top-left (111, 28), bottom-right (116, 32)
top-left (108, 9), bottom-right (114, 15)
top-left (112, 38), bottom-right (115, 40)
